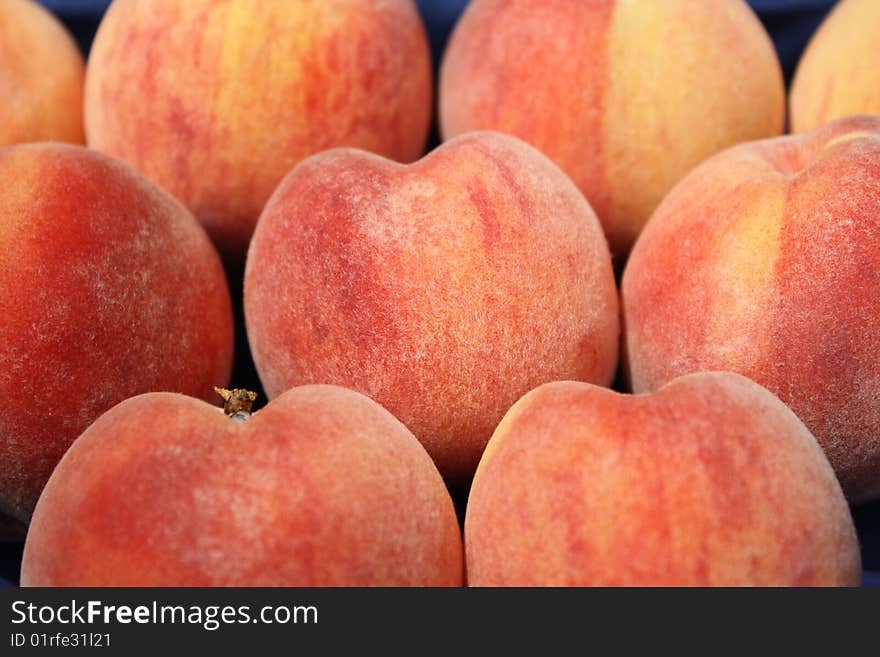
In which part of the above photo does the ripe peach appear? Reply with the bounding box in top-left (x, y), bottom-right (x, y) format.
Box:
top-left (622, 115), bottom-right (880, 502)
top-left (790, 0), bottom-right (880, 133)
top-left (21, 385), bottom-right (463, 586)
top-left (0, 143), bottom-right (233, 526)
top-left (244, 131), bottom-right (619, 488)
top-left (439, 0), bottom-right (785, 256)
top-left (466, 373), bottom-right (861, 586)
top-left (0, 0), bottom-right (85, 146)
top-left (85, 0), bottom-right (433, 260)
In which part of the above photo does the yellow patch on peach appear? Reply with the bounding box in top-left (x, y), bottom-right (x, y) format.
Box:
top-left (704, 187), bottom-right (782, 367)
top-left (790, 0), bottom-right (880, 132)
top-left (0, 0), bottom-right (84, 146)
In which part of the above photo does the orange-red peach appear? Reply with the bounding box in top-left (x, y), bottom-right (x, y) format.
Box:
top-left (21, 385), bottom-right (463, 586)
top-left (0, 143), bottom-right (233, 528)
top-left (623, 115), bottom-right (880, 502)
top-left (0, 0), bottom-right (85, 146)
top-left (439, 0), bottom-right (785, 256)
top-left (244, 131), bottom-right (619, 488)
top-left (85, 0), bottom-right (433, 260)
top-left (466, 373), bottom-right (861, 586)
top-left (790, 0), bottom-right (880, 133)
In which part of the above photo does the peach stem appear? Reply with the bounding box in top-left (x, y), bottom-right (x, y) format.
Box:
top-left (214, 386), bottom-right (258, 422)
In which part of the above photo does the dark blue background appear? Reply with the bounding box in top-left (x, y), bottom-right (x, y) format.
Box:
top-left (4, 0), bottom-right (877, 587)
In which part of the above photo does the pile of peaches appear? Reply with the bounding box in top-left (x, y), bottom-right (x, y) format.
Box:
top-left (1, 0), bottom-right (878, 587)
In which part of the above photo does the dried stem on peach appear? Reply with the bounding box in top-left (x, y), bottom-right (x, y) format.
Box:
top-left (214, 387), bottom-right (257, 422)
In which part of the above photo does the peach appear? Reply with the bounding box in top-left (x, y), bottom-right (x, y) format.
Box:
top-left (622, 115), bottom-right (880, 502)
top-left (85, 0), bottom-right (433, 261)
top-left (439, 0), bottom-right (785, 257)
top-left (244, 131), bottom-right (619, 488)
top-left (21, 385), bottom-right (463, 586)
top-left (0, 143), bottom-right (233, 526)
top-left (790, 0), bottom-right (880, 133)
top-left (0, 0), bottom-right (85, 146)
top-left (466, 372), bottom-right (861, 586)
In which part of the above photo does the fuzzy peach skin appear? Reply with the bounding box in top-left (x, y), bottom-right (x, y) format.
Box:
top-left (622, 115), bottom-right (880, 502)
top-left (466, 373), bottom-right (861, 586)
top-left (21, 385), bottom-right (463, 587)
top-left (244, 131), bottom-right (619, 488)
top-left (439, 0), bottom-right (784, 257)
top-left (0, 0), bottom-right (85, 146)
top-left (0, 143), bottom-right (233, 526)
top-left (790, 0), bottom-right (880, 133)
top-left (85, 0), bottom-right (433, 261)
